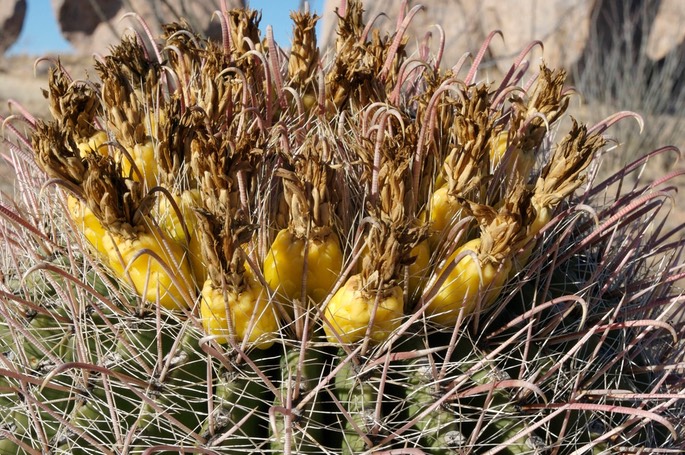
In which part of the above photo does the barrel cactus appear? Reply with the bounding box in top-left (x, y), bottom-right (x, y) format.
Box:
top-left (1, 1), bottom-right (684, 454)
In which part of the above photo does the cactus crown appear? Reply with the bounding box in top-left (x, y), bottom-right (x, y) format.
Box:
top-left (1, 1), bottom-right (684, 454)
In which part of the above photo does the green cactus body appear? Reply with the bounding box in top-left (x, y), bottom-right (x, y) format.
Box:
top-left (5, 254), bottom-right (114, 305)
top-left (405, 356), bottom-right (466, 454)
top-left (31, 376), bottom-right (75, 442)
top-left (133, 327), bottom-right (209, 448)
top-left (0, 410), bottom-right (35, 455)
top-left (335, 353), bottom-right (381, 454)
top-left (22, 309), bottom-right (74, 369)
top-left (60, 387), bottom-right (120, 454)
top-left (0, 377), bottom-right (16, 413)
top-left (5, 254), bottom-right (73, 300)
top-left (111, 318), bottom-right (175, 376)
top-left (271, 346), bottom-right (327, 454)
top-left (201, 359), bottom-right (270, 452)
top-left (0, 436), bottom-right (28, 455)
top-left (457, 348), bottom-right (543, 454)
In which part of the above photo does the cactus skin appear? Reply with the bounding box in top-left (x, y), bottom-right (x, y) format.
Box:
top-left (335, 354), bottom-right (380, 455)
top-left (271, 347), bottom-right (328, 454)
top-left (464, 357), bottom-right (541, 454)
top-left (202, 360), bottom-right (271, 453)
top-left (0, 411), bottom-right (32, 455)
top-left (405, 357), bottom-right (466, 455)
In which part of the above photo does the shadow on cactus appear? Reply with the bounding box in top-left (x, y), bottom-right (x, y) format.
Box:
top-left (1, 1), bottom-right (685, 454)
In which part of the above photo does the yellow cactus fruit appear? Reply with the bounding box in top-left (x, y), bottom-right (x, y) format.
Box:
top-left (489, 131), bottom-right (535, 180)
top-left (428, 185), bottom-right (464, 249)
top-left (200, 273), bottom-right (279, 349)
top-left (155, 189), bottom-right (206, 287)
top-left (406, 239), bottom-right (431, 301)
top-left (263, 228), bottom-right (343, 307)
top-left (425, 238), bottom-right (511, 326)
top-left (264, 229), bottom-right (305, 302)
top-left (305, 233), bottom-right (344, 303)
top-left (119, 141), bottom-right (157, 189)
top-left (67, 195), bottom-right (110, 260)
top-left (323, 274), bottom-right (404, 344)
top-left (102, 226), bottom-right (195, 310)
top-left (76, 130), bottom-right (109, 158)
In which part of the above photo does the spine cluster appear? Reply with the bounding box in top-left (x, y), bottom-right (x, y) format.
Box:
top-left (0, 2), bottom-right (682, 454)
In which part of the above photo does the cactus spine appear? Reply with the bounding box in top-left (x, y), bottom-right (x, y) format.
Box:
top-left (1, 1), bottom-right (684, 454)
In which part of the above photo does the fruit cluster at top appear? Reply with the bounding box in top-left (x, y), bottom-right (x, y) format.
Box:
top-left (31, 3), bottom-right (609, 349)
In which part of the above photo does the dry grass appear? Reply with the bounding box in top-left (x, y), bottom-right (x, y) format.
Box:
top-left (570, 1), bottom-right (685, 162)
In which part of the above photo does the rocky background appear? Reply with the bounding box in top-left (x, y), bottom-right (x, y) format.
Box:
top-left (2, 0), bottom-right (683, 66)
top-left (1, 0), bottom-right (684, 201)
top-left (320, 0), bottom-right (685, 71)
top-left (49, 0), bottom-right (241, 54)
top-left (0, 0), bottom-right (26, 55)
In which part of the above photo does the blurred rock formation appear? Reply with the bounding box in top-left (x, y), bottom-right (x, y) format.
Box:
top-left (50, 0), bottom-right (244, 55)
top-left (319, 0), bottom-right (685, 75)
top-left (0, 0), bottom-right (26, 55)
top-left (646, 0), bottom-right (685, 60)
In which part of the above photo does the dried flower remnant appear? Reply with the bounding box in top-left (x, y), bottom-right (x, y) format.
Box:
top-left (263, 135), bottom-right (344, 325)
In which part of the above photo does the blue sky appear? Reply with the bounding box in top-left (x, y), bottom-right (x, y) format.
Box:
top-left (9, 0), bottom-right (323, 56)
